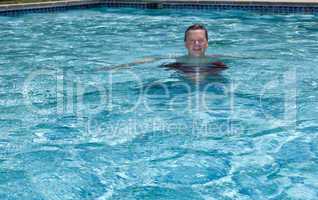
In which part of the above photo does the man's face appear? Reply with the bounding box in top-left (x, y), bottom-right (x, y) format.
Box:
top-left (185, 29), bottom-right (208, 57)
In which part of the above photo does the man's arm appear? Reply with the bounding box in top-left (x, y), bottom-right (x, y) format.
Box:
top-left (98, 55), bottom-right (178, 72)
top-left (207, 54), bottom-right (258, 59)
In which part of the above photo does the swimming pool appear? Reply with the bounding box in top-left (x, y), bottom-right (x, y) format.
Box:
top-left (0, 6), bottom-right (318, 199)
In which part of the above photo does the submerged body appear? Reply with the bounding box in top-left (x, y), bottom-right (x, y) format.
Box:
top-left (162, 55), bottom-right (228, 81)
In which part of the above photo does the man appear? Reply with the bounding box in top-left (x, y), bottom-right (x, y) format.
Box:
top-left (185, 23), bottom-right (209, 58)
top-left (166, 24), bottom-right (227, 74)
top-left (100, 24), bottom-right (227, 75)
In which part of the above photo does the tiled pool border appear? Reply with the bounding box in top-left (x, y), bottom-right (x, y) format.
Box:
top-left (0, 0), bottom-right (102, 15)
top-left (0, 0), bottom-right (318, 15)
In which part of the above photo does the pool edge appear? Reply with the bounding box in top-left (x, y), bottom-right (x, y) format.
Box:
top-left (1, 0), bottom-right (318, 15)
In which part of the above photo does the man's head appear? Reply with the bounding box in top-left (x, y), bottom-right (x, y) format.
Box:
top-left (184, 24), bottom-right (208, 57)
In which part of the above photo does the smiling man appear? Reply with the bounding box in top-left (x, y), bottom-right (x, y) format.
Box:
top-left (100, 24), bottom-right (227, 75)
top-left (167, 24), bottom-right (227, 77)
top-left (184, 24), bottom-right (209, 57)
top-left (174, 24), bottom-right (226, 66)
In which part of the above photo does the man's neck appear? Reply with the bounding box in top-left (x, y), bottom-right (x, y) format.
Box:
top-left (177, 55), bottom-right (211, 64)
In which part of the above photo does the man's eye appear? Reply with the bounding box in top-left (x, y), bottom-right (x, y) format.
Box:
top-left (189, 39), bottom-right (205, 43)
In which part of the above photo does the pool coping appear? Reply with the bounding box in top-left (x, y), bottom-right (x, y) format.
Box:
top-left (1, 0), bottom-right (318, 14)
top-left (0, 0), bottom-right (101, 12)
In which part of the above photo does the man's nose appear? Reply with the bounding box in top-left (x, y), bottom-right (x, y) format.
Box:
top-left (193, 40), bottom-right (202, 46)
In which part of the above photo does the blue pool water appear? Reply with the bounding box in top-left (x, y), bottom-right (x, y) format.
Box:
top-left (0, 7), bottom-right (318, 200)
